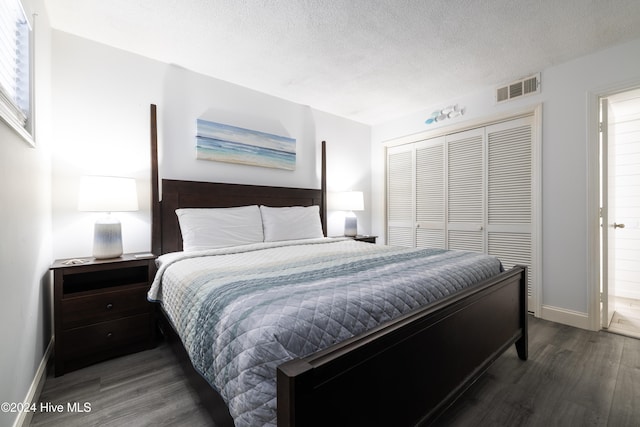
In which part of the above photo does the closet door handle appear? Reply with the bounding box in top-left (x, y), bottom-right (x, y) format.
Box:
top-left (613, 223), bottom-right (625, 229)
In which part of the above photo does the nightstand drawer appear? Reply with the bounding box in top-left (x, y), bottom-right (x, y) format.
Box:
top-left (62, 313), bottom-right (153, 359)
top-left (61, 285), bottom-right (151, 329)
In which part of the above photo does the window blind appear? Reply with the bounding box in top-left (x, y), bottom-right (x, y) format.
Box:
top-left (0, 0), bottom-right (30, 129)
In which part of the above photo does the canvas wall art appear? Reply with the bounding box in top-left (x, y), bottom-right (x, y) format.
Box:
top-left (196, 119), bottom-right (296, 170)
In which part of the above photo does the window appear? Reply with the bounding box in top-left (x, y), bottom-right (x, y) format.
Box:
top-left (0, 0), bottom-right (33, 143)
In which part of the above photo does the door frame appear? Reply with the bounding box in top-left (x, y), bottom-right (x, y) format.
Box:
top-left (586, 80), bottom-right (640, 331)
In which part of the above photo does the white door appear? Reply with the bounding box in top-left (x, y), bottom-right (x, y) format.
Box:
top-left (385, 113), bottom-right (540, 314)
top-left (601, 89), bottom-right (640, 329)
top-left (446, 128), bottom-right (485, 252)
top-left (387, 145), bottom-right (415, 247)
top-left (486, 116), bottom-right (535, 311)
top-left (416, 137), bottom-right (446, 248)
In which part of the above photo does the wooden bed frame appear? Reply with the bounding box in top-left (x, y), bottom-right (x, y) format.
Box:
top-left (148, 105), bottom-right (528, 426)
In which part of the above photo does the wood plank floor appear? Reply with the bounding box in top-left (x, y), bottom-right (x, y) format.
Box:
top-left (31, 317), bottom-right (640, 427)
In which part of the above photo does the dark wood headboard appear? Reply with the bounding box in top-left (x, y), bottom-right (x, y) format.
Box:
top-left (149, 104), bottom-right (327, 255)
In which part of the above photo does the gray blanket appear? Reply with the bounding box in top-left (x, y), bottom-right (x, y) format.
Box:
top-left (148, 238), bottom-right (502, 426)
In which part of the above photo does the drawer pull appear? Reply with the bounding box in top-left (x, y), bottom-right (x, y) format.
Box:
top-left (106, 332), bottom-right (113, 339)
top-left (106, 303), bottom-right (113, 310)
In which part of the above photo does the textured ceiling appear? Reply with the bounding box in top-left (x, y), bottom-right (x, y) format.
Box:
top-left (45, 0), bottom-right (640, 124)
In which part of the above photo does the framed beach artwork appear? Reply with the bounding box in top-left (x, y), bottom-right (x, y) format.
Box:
top-left (196, 119), bottom-right (296, 170)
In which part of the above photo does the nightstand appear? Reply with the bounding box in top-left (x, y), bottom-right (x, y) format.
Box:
top-left (330, 235), bottom-right (378, 244)
top-left (51, 254), bottom-right (157, 376)
top-left (353, 235), bottom-right (377, 244)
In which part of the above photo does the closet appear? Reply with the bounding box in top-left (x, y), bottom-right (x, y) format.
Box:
top-left (386, 114), bottom-right (538, 313)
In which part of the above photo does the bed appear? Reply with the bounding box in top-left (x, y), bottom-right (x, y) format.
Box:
top-left (147, 105), bottom-right (528, 426)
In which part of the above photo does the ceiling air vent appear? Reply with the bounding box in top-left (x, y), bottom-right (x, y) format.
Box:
top-left (496, 73), bottom-right (540, 103)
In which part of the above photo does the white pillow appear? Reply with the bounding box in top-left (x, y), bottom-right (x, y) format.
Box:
top-left (175, 206), bottom-right (263, 251)
top-left (260, 205), bottom-right (324, 242)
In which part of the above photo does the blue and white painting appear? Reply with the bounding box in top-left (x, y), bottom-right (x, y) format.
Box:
top-left (196, 119), bottom-right (296, 170)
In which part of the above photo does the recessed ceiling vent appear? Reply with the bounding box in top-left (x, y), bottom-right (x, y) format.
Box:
top-left (496, 73), bottom-right (540, 103)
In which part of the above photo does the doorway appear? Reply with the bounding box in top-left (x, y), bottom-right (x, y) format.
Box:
top-left (600, 88), bottom-right (640, 338)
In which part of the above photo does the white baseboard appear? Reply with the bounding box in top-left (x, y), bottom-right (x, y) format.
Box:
top-left (13, 338), bottom-right (53, 427)
top-left (541, 305), bottom-right (591, 330)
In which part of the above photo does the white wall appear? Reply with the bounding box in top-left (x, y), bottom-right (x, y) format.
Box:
top-left (372, 37), bottom-right (640, 329)
top-left (51, 31), bottom-right (164, 259)
top-left (0, 1), bottom-right (53, 426)
top-left (51, 31), bottom-right (372, 259)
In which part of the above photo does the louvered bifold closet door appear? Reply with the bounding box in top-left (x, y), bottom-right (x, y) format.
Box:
top-left (416, 137), bottom-right (446, 248)
top-left (447, 128), bottom-right (485, 252)
top-left (486, 116), bottom-right (534, 304)
top-left (387, 145), bottom-right (415, 247)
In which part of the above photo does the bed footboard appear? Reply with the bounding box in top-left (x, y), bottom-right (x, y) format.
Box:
top-left (277, 265), bottom-right (528, 426)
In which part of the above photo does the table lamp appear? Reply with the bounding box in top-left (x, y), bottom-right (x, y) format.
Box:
top-left (329, 191), bottom-right (364, 237)
top-left (78, 176), bottom-right (139, 259)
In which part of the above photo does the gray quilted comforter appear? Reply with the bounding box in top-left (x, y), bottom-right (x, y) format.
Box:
top-left (148, 238), bottom-right (502, 426)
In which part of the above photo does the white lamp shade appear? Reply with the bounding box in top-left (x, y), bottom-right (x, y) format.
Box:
top-left (78, 176), bottom-right (138, 259)
top-left (328, 191), bottom-right (364, 212)
top-left (78, 176), bottom-right (139, 212)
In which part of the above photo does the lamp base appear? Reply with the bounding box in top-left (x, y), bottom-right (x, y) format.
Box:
top-left (93, 215), bottom-right (123, 259)
top-left (344, 214), bottom-right (358, 237)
